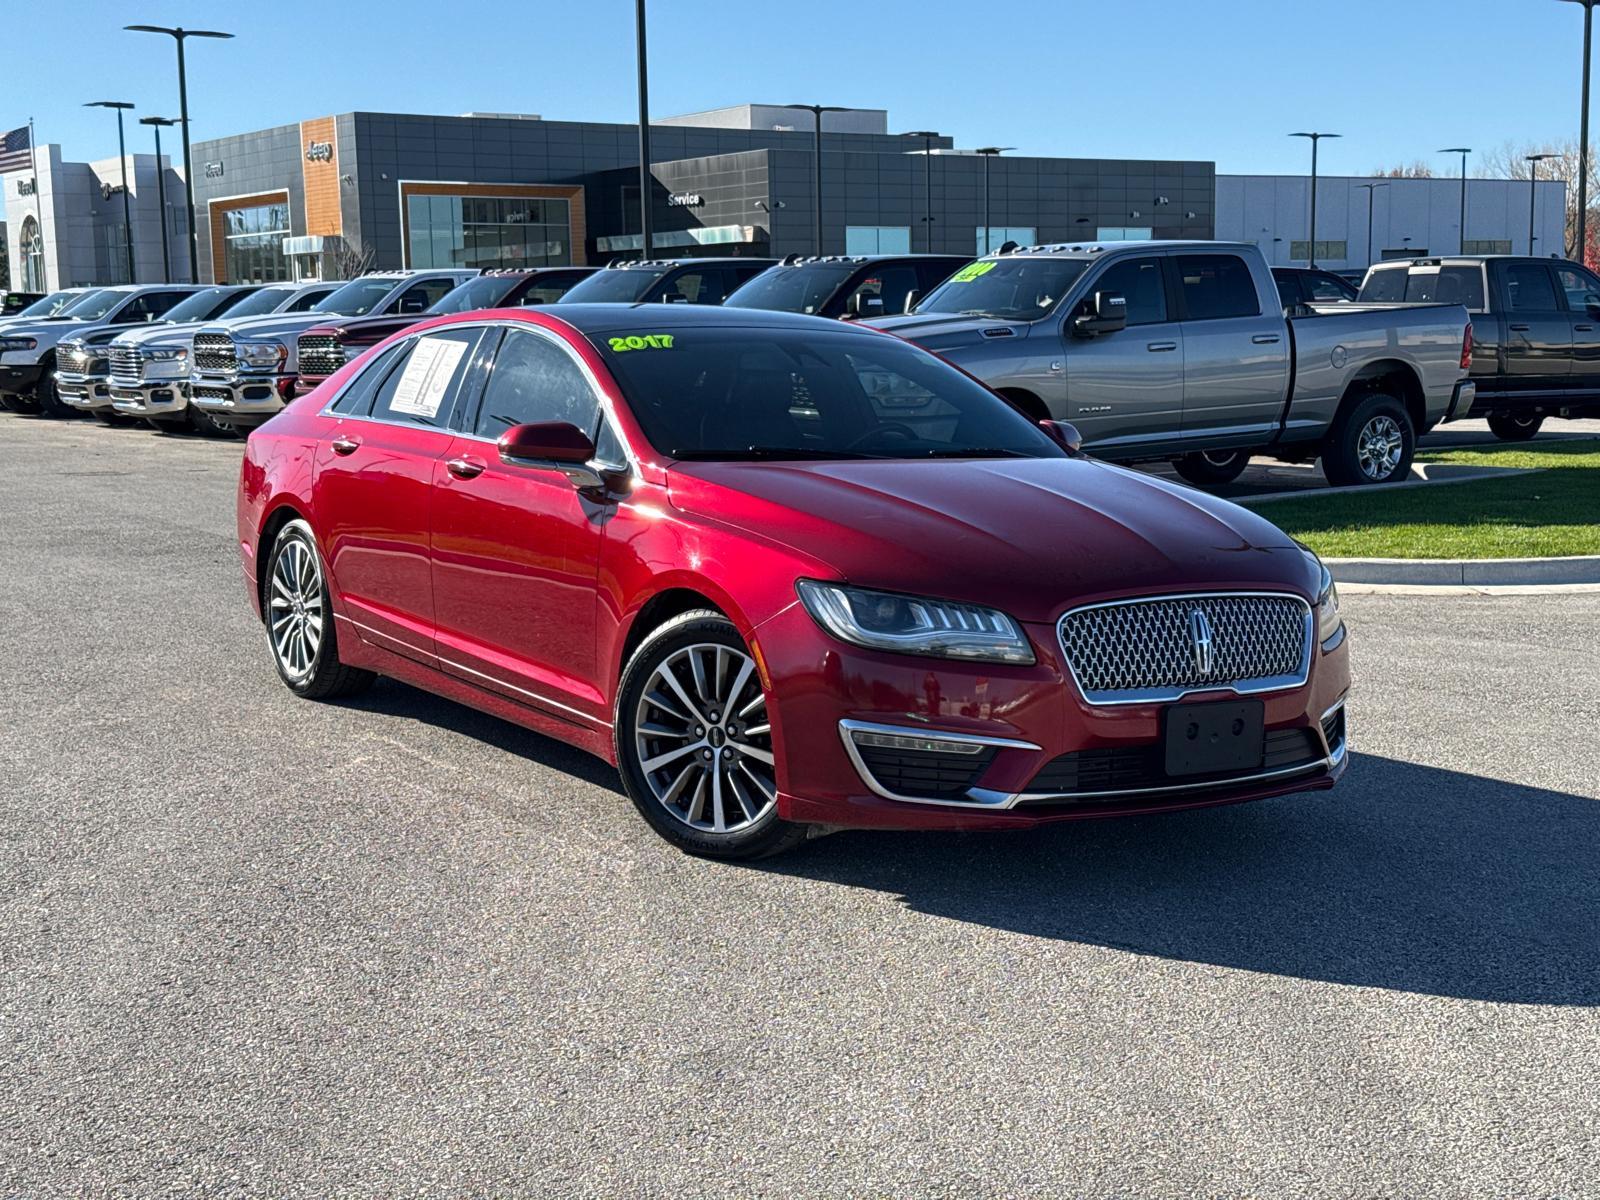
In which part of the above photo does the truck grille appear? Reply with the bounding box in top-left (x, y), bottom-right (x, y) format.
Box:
top-left (1058, 593), bottom-right (1311, 704)
top-left (109, 345), bottom-right (143, 384)
top-left (57, 344), bottom-right (90, 374)
top-left (296, 334), bottom-right (346, 378)
top-left (192, 333), bottom-right (236, 373)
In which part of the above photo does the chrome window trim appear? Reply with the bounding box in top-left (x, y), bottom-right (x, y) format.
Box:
top-left (316, 321), bottom-right (496, 430)
top-left (1056, 590), bottom-right (1314, 707)
top-left (838, 718), bottom-right (1040, 809)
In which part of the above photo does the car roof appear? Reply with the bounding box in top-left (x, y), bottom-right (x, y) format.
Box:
top-left (602, 257), bottom-right (777, 270)
top-left (538, 302), bottom-right (878, 336)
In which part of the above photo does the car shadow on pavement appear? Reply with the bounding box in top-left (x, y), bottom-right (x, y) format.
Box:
top-left (758, 753), bottom-right (1600, 1006)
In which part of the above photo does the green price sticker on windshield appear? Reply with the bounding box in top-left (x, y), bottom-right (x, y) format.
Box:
top-left (949, 261), bottom-right (997, 283)
top-left (608, 334), bottom-right (675, 352)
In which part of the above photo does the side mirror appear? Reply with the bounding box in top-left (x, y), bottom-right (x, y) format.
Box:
top-left (846, 291), bottom-right (885, 319)
top-left (497, 421), bottom-right (604, 488)
top-left (902, 288), bottom-right (921, 313)
top-left (1040, 419), bottom-right (1084, 454)
top-left (1071, 290), bottom-right (1128, 337)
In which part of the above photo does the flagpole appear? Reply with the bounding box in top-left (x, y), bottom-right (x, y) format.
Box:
top-left (28, 117), bottom-right (48, 291)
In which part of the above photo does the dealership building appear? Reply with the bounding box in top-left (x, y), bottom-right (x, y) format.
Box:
top-left (0, 101), bottom-right (1571, 290)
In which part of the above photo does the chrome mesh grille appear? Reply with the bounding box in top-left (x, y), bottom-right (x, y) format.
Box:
top-left (1059, 593), bottom-right (1310, 701)
top-left (192, 333), bottom-right (235, 372)
top-left (109, 345), bottom-right (142, 384)
top-left (296, 334), bottom-right (345, 378)
top-left (57, 343), bottom-right (89, 374)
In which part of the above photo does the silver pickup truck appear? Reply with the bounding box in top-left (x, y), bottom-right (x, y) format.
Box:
top-left (869, 240), bottom-right (1474, 486)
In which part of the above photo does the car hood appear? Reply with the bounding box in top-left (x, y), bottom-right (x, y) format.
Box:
top-left (865, 311), bottom-right (1035, 355)
top-left (204, 312), bottom-right (337, 340)
top-left (111, 322), bottom-right (203, 348)
top-left (666, 457), bottom-right (1315, 623)
top-left (313, 313), bottom-right (428, 346)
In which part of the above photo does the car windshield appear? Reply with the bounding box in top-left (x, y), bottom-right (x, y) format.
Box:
top-left (429, 276), bottom-right (522, 315)
top-left (916, 257), bottom-right (1090, 321)
top-left (724, 264), bottom-right (858, 315)
top-left (224, 286), bottom-right (299, 319)
top-left (158, 288), bottom-right (238, 323)
top-left (16, 290), bottom-right (88, 318)
top-left (596, 326), bottom-right (1066, 461)
top-left (57, 290), bottom-right (123, 320)
top-left (558, 268), bottom-right (670, 304)
top-left (312, 278), bottom-right (397, 316)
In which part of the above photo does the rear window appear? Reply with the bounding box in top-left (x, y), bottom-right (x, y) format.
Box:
top-left (1401, 267), bottom-right (1485, 309)
top-left (1176, 255), bottom-right (1260, 320)
top-left (725, 264), bottom-right (858, 315)
top-left (1358, 267), bottom-right (1409, 303)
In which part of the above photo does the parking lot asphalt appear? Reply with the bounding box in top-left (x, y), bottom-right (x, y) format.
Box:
top-left (3, 414), bottom-right (1598, 1198)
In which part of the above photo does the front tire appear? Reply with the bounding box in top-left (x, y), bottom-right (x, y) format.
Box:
top-left (34, 373), bottom-right (75, 419)
top-left (615, 609), bottom-right (807, 860)
top-left (1321, 393), bottom-right (1415, 487)
top-left (1173, 448), bottom-right (1253, 486)
top-left (189, 406), bottom-right (237, 438)
top-left (1487, 413), bottom-right (1544, 441)
top-left (265, 518), bottom-right (375, 699)
top-left (146, 417), bottom-right (190, 435)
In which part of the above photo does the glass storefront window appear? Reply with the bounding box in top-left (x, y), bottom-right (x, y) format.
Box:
top-left (408, 194), bottom-right (572, 269)
top-left (976, 227), bottom-right (1036, 255)
top-left (223, 202), bottom-right (291, 283)
top-left (845, 226), bottom-right (911, 255)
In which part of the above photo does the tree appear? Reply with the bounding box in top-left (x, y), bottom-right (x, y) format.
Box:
top-left (1371, 162), bottom-right (1435, 178)
top-left (326, 235), bottom-right (377, 281)
top-left (1478, 138), bottom-right (1600, 264)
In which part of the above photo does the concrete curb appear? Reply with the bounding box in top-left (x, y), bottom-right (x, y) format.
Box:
top-left (1325, 555), bottom-right (1600, 586)
top-left (1240, 465), bottom-right (1540, 505)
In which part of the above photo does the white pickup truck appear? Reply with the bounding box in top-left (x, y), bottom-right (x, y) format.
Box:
top-left (870, 240), bottom-right (1474, 487)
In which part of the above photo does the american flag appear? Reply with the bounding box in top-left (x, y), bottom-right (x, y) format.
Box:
top-left (0, 126), bottom-right (31, 174)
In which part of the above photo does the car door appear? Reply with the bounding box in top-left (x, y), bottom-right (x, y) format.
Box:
top-left (429, 323), bottom-right (612, 725)
top-left (1174, 252), bottom-right (1290, 444)
top-left (311, 326), bottom-right (485, 666)
top-left (1496, 261), bottom-right (1571, 397)
top-left (1062, 253), bottom-right (1185, 454)
top-left (1554, 263), bottom-right (1600, 397)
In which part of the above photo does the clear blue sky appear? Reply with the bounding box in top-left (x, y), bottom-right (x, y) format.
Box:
top-left (15, 0), bottom-right (1595, 178)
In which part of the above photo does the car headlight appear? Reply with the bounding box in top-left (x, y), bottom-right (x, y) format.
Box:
top-left (142, 347), bottom-right (188, 362)
top-left (796, 579), bottom-right (1035, 665)
top-left (1316, 563), bottom-right (1341, 643)
top-left (237, 341), bottom-right (286, 368)
top-left (0, 336), bottom-right (37, 352)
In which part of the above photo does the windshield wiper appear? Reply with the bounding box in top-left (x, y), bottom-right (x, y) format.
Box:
top-left (671, 446), bottom-right (875, 461)
top-left (918, 448), bottom-right (1035, 458)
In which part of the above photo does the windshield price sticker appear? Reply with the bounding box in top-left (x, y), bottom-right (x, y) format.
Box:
top-left (608, 334), bottom-right (675, 352)
top-left (390, 336), bottom-right (469, 418)
top-left (949, 262), bottom-right (997, 283)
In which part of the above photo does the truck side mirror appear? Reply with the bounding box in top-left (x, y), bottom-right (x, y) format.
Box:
top-left (902, 289), bottom-right (920, 313)
top-left (846, 291), bottom-right (885, 319)
top-left (1072, 291), bottom-right (1127, 337)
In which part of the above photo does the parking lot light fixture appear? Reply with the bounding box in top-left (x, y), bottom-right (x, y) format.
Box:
top-left (1291, 132), bottom-right (1341, 268)
top-left (635, 0), bottom-right (652, 262)
top-left (901, 132), bottom-right (941, 252)
top-left (1559, 0), bottom-right (1597, 260)
top-left (86, 102), bottom-right (137, 284)
top-left (1527, 153), bottom-right (1559, 254)
top-left (1355, 182), bottom-right (1387, 268)
top-left (140, 116), bottom-right (178, 283)
top-left (1438, 148), bottom-right (1472, 254)
top-left (125, 25), bottom-right (234, 283)
top-left (783, 105), bottom-right (850, 256)
top-left (976, 147), bottom-right (1014, 254)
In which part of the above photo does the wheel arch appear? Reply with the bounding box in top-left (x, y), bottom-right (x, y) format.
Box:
top-left (254, 501), bottom-right (314, 623)
top-left (618, 586), bottom-right (729, 676)
top-left (1338, 358), bottom-right (1426, 434)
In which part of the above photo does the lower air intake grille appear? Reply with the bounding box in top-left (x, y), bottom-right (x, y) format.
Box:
top-left (855, 744), bottom-right (998, 801)
top-left (1021, 727), bottom-right (1323, 801)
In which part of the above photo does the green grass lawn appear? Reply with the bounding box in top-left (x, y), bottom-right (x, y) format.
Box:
top-left (1240, 439), bottom-right (1600, 559)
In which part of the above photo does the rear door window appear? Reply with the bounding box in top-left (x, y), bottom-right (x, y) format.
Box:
top-left (1093, 257), bottom-right (1169, 325)
top-left (328, 341), bottom-right (411, 415)
top-left (469, 325), bottom-right (601, 439)
top-left (369, 327), bottom-right (485, 427)
top-left (1175, 255), bottom-right (1260, 320)
top-left (1504, 263), bottom-right (1560, 311)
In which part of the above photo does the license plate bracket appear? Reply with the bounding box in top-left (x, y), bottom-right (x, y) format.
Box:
top-left (1163, 699), bottom-right (1265, 777)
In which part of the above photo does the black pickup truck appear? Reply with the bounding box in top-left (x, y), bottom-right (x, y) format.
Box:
top-left (1360, 255), bottom-right (1600, 439)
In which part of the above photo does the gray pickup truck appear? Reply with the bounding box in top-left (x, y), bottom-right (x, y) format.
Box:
top-left (869, 240), bottom-right (1474, 486)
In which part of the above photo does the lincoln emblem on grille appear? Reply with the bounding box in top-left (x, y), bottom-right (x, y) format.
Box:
top-left (1189, 608), bottom-right (1215, 677)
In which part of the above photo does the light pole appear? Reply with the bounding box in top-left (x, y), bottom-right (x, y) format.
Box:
top-left (1527, 153), bottom-right (1558, 254)
top-left (634, 0), bottom-right (652, 260)
top-left (1355, 181), bottom-right (1387, 267)
top-left (1290, 131), bottom-right (1341, 268)
top-left (87, 102), bottom-right (137, 284)
top-left (975, 147), bottom-right (1014, 254)
top-left (140, 116), bottom-right (177, 283)
top-left (1560, 0), bottom-right (1597, 260)
top-left (902, 132), bottom-right (940, 252)
top-left (1439, 148), bottom-right (1471, 254)
top-left (125, 25), bottom-right (234, 283)
top-left (783, 105), bottom-right (849, 256)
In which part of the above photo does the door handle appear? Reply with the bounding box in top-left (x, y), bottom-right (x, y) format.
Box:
top-left (446, 456), bottom-right (486, 480)
top-left (1146, 341), bottom-right (1178, 352)
top-left (1510, 323), bottom-right (1530, 331)
top-left (1576, 324), bottom-right (1594, 331)
top-left (1252, 334), bottom-right (1281, 344)
top-left (330, 436), bottom-right (360, 456)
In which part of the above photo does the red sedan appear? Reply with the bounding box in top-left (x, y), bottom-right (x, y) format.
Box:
top-left (238, 305), bottom-right (1349, 859)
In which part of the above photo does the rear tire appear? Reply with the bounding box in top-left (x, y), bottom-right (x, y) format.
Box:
top-left (188, 406), bottom-right (237, 438)
top-left (1173, 448), bottom-right (1252, 486)
top-left (265, 518), bottom-right (376, 700)
top-left (1487, 413), bottom-right (1544, 441)
top-left (1321, 393), bottom-right (1415, 487)
top-left (615, 609), bottom-right (808, 860)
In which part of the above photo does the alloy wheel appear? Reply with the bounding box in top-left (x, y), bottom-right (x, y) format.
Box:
top-left (1355, 414), bottom-right (1403, 480)
top-left (632, 642), bottom-right (776, 834)
top-left (269, 535), bottom-right (324, 681)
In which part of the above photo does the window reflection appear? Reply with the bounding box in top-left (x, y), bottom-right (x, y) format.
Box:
top-left (222, 202), bottom-right (291, 283)
top-left (408, 194), bottom-right (572, 269)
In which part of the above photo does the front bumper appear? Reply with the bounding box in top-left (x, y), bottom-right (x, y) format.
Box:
top-left (110, 378), bottom-right (190, 417)
top-left (189, 372), bottom-right (295, 425)
top-left (756, 602), bottom-right (1351, 832)
top-left (56, 371), bottom-right (115, 412)
top-left (0, 361), bottom-right (44, 395)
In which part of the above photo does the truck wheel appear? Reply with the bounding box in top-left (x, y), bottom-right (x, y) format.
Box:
top-left (1174, 449), bottom-right (1253, 486)
top-left (34, 374), bottom-right (76, 419)
top-left (1, 392), bottom-right (39, 414)
top-left (189, 407), bottom-right (237, 438)
top-left (1322, 393), bottom-right (1415, 487)
top-left (1486, 413), bottom-right (1544, 441)
top-left (146, 417), bottom-right (190, 435)
top-left (96, 411), bottom-right (136, 427)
